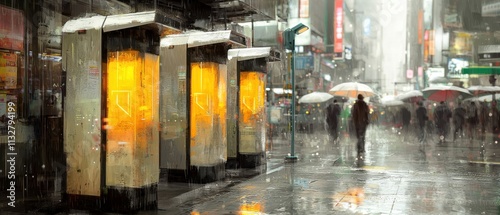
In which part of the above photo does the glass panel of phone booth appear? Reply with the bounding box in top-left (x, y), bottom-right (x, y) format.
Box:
top-left (106, 50), bottom-right (159, 187)
top-left (239, 71), bottom-right (266, 154)
top-left (190, 62), bottom-right (226, 166)
top-left (160, 45), bottom-right (188, 170)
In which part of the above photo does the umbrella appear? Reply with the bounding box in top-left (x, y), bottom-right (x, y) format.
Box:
top-left (382, 99), bottom-right (405, 107)
top-left (464, 93), bottom-right (500, 103)
top-left (298, 92), bottom-right (334, 104)
top-left (395, 90), bottom-right (424, 103)
top-left (380, 96), bottom-right (404, 107)
top-left (467, 85), bottom-right (500, 96)
top-left (329, 82), bottom-right (375, 98)
top-left (422, 85), bottom-right (472, 102)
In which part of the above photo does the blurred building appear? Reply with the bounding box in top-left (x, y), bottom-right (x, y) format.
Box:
top-left (282, 0), bottom-right (333, 97)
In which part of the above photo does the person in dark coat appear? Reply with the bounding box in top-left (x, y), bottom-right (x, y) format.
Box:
top-left (479, 101), bottom-right (489, 140)
top-left (415, 101), bottom-right (428, 143)
top-left (466, 101), bottom-right (479, 140)
top-left (326, 99), bottom-right (341, 143)
top-left (434, 101), bottom-right (452, 143)
top-left (352, 94), bottom-right (370, 157)
top-left (400, 106), bottom-right (411, 140)
top-left (452, 101), bottom-right (466, 142)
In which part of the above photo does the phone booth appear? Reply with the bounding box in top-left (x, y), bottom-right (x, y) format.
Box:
top-left (62, 11), bottom-right (180, 212)
top-left (160, 30), bottom-right (247, 183)
top-left (226, 47), bottom-right (273, 168)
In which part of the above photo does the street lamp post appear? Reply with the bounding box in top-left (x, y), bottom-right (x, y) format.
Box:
top-left (283, 23), bottom-right (309, 162)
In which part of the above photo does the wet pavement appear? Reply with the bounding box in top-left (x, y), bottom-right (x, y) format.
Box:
top-left (4, 125), bottom-right (500, 214)
top-left (152, 126), bottom-right (500, 215)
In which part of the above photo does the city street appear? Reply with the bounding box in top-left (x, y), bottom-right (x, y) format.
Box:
top-left (4, 125), bottom-right (500, 214)
top-left (151, 126), bottom-right (500, 214)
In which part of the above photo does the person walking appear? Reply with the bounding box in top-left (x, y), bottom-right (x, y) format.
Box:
top-left (352, 94), bottom-right (370, 158)
top-left (326, 99), bottom-right (342, 143)
top-left (415, 101), bottom-right (428, 143)
top-left (434, 101), bottom-right (452, 143)
top-left (400, 106), bottom-right (411, 141)
top-left (452, 101), bottom-right (466, 142)
top-left (466, 101), bottom-right (479, 140)
top-left (479, 101), bottom-right (489, 140)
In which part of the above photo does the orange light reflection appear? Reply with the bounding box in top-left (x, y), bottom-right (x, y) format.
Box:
top-left (238, 202), bottom-right (263, 215)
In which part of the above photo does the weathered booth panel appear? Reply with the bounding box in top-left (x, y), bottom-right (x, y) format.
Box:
top-left (63, 24), bottom-right (103, 196)
top-left (160, 45), bottom-right (188, 170)
top-left (226, 59), bottom-right (238, 158)
top-left (218, 64), bottom-right (228, 161)
top-left (105, 51), bottom-right (159, 187)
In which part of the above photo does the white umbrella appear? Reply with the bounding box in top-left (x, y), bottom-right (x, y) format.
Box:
top-left (464, 93), bottom-right (500, 102)
top-left (381, 95), bottom-right (404, 107)
top-left (298, 92), bottom-right (334, 104)
top-left (467, 86), bottom-right (500, 96)
top-left (382, 99), bottom-right (405, 107)
top-left (395, 90), bottom-right (423, 102)
top-left (329, 82), bottom-right (375, 98)
top-left (422, 85), bottom-right (472, 102)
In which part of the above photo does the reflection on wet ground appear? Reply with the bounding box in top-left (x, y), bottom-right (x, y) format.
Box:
top-left (154, 126), bottom-right (500, 214)
top-left (4, 126), bottom-right (500, 214)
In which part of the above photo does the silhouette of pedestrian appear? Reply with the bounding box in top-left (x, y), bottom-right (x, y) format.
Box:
top-left (466, 101), bottom-right (478, 140)
top-left (326, 99), bottom-right (341, 143)
top-left (479, 101), bottom-right (489, 140)
top-left (416, 101), bottom-right (428, 143)
top-left (434, 101), bottom-right (452, 143)
top-left (352, 94), bottom-right (370, 158)
top-left (452, 101), bottom-right (466, 142)
top-left (400, 106), bottom-right (411, 140)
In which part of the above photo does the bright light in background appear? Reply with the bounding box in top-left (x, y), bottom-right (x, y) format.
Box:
top-left (324, 74), bottom-right (332, 81)
top-left (363, 18), bottom-right (371, 35)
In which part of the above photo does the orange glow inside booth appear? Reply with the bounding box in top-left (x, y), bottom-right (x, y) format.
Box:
top-left (239, 71), bottom-right (266, 154)
top-left (190, 62), bottom-right (227, 166)
top-left (106, 50), bottom-right (160, 187)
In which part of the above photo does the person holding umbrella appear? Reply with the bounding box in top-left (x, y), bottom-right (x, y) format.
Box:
top-left (452, 101), bottom-right (466, 142)
top-left (326, 99), bottom-right (342, 143)
top-left (415, 101), bottom-right (428, 144)
top-left (479, 101), bottom-right (489, 140)
top-left (466, 101), bottom-right (478, 140)
top-left (434, 101), bottom-right (452, 143)
top-left (352, 94), bottom-right (370, 158)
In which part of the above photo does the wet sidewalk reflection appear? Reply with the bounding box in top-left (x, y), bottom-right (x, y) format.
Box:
top-left (154, 126), bottom-right (500, 215)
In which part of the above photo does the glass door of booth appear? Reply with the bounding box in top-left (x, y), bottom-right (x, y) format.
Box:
top-left (190, 62), bottom-right (227, 166)
top-left (239, 71), bottom-right (266, 154)
top-left (160, 45), bottom-right (188, 170)
top-left (106, 50), bottom-right (159, 187)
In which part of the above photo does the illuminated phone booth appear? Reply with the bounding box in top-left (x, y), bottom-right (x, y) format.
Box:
top-left (62, 11), bottom-right (180, 212)
top-left (160, 30), bottom-right (247, 183)
top-left (226, 47), bottom-right (275, 168)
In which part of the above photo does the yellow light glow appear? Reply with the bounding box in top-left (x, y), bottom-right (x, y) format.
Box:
top-left (191, 62), bottom-right (218, 141)
top-left (239, 202), bottom-right (263, 215)
top-left (106, 50), bottom-right (159, 187)
top-left (240, 72), bottom-right (265, 124)
top-left (190, 62), bottom-right (227, 165)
